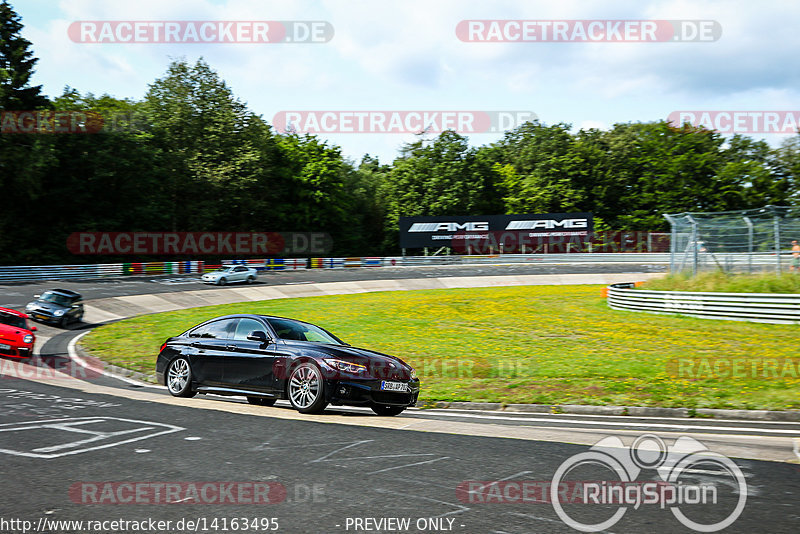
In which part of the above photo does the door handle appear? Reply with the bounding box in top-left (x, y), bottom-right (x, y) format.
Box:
top-left (226, 345), bottom-right (237, 351)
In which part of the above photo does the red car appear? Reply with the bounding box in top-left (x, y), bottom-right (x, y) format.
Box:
top-left (0, 307), bottom-right (37, 359)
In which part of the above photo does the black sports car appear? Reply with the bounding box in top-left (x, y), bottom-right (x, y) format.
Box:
top-left (155, 314), bottom-right (420, 416)
top-left (25, 289), bottom-right (84, 327)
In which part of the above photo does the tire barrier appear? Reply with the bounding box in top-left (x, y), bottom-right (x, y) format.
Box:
top-left (606, 282), bottom-right (800, 325)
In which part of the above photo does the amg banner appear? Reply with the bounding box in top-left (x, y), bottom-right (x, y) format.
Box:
top-left (399, 213), bottom-right (593, 251)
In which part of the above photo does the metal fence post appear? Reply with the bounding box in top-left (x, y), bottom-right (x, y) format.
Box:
top-left (687, 215), bottom-right (699, 275)
top-left (664, 214), bottom-right (677, 272)
top-left (774, 214), bottom-right (781, 274)
top-left (743, 216), bottom-right (753, 274)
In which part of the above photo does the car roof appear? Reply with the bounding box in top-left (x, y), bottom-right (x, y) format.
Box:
top-left (44, 288), bottom-right (81, 297)
top-left (201, 313), bottom-right (305, 322)
top-left (0, 307), bottom-right (26, 318)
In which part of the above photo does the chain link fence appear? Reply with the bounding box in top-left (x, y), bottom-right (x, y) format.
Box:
top-left (664, 205), bottom-right (800, 274)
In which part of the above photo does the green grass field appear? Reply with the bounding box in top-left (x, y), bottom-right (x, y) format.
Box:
top-left (81, 285), bottom-right (800, 410)
top-left (640, 270), bottom-right (800, 293)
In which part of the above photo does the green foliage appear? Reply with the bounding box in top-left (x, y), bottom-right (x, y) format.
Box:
top-left (640, 271), bottom-right (800, 293)
top-left (2, 1), bottom-right (800, 262)
top-left (82, 285), bottom-right (800, 409)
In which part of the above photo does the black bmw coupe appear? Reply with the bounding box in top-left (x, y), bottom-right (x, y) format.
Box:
top-left (155, 314), bottom-right (420, 416)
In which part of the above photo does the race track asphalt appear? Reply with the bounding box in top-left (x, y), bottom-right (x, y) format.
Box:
top-left (1, 264), bottom-right (799, 533)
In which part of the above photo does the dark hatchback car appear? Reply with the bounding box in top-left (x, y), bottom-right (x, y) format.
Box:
top-left (25, 289), bottom-right (84, 327)
top-left (155, 314), bottom-right (420, 416)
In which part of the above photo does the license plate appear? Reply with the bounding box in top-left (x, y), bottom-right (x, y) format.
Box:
top-left (380, 381), bottom-right (408, 392)
top-left (35, 314), bottom-right (47, 320)
top-left (0, 343), bottom-right (10, 351)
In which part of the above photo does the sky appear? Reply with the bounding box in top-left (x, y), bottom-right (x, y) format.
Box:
top-left (10, 0), bottom-right (800, 164)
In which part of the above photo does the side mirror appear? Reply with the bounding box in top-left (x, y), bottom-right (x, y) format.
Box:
top-left (31, 326), bottom-right (37, 331)
top-left (247, 330), bottom-right (269, 342)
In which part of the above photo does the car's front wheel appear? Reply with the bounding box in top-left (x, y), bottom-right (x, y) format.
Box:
top-left (217, 278), bottom-right (227, 286)
top-left (246, 275), bottom-right (256, 284)
top-left (166, 357), bottom-right (196, 398)
top-left (371, 404), bottom-right (406, 416)
top-left (288, 362), bottom-right (327, 414)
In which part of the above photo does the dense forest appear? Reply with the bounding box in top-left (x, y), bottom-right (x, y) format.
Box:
top-left (1, 2), bottom-right (799, 264)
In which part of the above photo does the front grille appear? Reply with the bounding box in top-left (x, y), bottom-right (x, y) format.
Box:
top-left (0, 346), bottom-right (17, 356)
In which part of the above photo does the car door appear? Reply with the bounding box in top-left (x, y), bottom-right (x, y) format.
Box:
top-left (185, 318), bottom-right (236, 386)
top-left (222, 317), bottom-right (281, 393)
top-left (233, 265), bottom-right (248, 282)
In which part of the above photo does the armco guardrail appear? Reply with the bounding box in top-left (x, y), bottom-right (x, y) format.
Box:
top-left (0, 261), bottom-right (204, 283)
top-left (606, 283), bottom-right (800, 324)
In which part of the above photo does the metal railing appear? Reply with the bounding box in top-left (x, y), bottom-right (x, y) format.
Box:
top-left (0, 261), bottom-right (203, 283)
top-left (606, 283), bottom-right (800, 324)
top-left (0, 253), bottom-right (675, 283)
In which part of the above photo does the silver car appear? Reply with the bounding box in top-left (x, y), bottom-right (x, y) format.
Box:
top-left (201, 265), bottom-right (258, 285)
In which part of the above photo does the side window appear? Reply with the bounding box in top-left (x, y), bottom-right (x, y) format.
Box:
top-left (191, 319), bottom-right (235, 339)
top-left (233, 318), bottom-right (267, 341)
top-left (235, 266), bottom-right (247, 272)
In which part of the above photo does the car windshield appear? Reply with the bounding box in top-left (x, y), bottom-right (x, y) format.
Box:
top-left (39, 292), bottom-right (72, 306)
top-left (0, 312), bottom-right (26, 329)
top-left (266, 318), bottom-right (343, 345)
top-left (215, 267), bottom-right (234, 272)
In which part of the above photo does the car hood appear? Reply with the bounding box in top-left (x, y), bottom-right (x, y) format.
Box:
top-left (0, 324), bottom-right (33, 342)
top-left (292, 342), bottom-right (415, 378)
top-left (28, 301), bottom-right (67, 313)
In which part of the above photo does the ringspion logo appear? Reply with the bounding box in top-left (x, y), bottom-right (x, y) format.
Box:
top-left (457, 20), bottom-right (721, 42)
top-left (68, 21), bottom-right (333, 43)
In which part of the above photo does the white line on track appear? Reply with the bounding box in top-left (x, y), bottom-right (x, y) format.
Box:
top-left (400, 410), bottom-right (800, 435)
top-left (68, 331), bottom-right (162, 389)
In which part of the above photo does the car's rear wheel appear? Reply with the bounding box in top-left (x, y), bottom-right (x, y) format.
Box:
top-left (247, 396), bottom-right (277, 406)
top-left (218, 278), bottom-right (227, 286)
top-left (166, 357), bottom-right (196, 398)
top-left (288, 362), bottom-right (327, 414)
top-left (371, 404), bottom-right (406, 416)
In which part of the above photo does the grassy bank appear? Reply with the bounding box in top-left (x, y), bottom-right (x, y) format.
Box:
top-left (82, 285), bottom-right (800, 410)
top-left (639, 270), bottom-right (800, 293)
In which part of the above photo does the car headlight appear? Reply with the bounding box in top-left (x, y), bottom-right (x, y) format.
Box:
top-left (25, 303), bottom-right (35, 311)
top-left (53, 309), bottom-right (65, 316)
top-left (22, 334), bottom-right (33, 344)
top-left (325, 359), bottom-right (367, 373)
top-left (410, 367), bottom-right (417, 380)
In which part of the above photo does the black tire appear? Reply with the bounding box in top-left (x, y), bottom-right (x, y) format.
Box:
top-left (371, 404), bottom-right (406, 416)
top-left (218, 278), bottom-right (227, 286)
top-left (287, 362), bottom-right (328, 414)
top-left (58, 316), bottom-right (68, 328)
top-left (246, 275), bottom-right (255, 284)
top-left (166, 357), bottom-right (196, 398)
top-left (247, 396), bottom-right (277, 406)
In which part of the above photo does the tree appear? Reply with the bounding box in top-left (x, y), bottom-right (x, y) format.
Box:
top-left (0, 0), bottom-right (47, 109)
